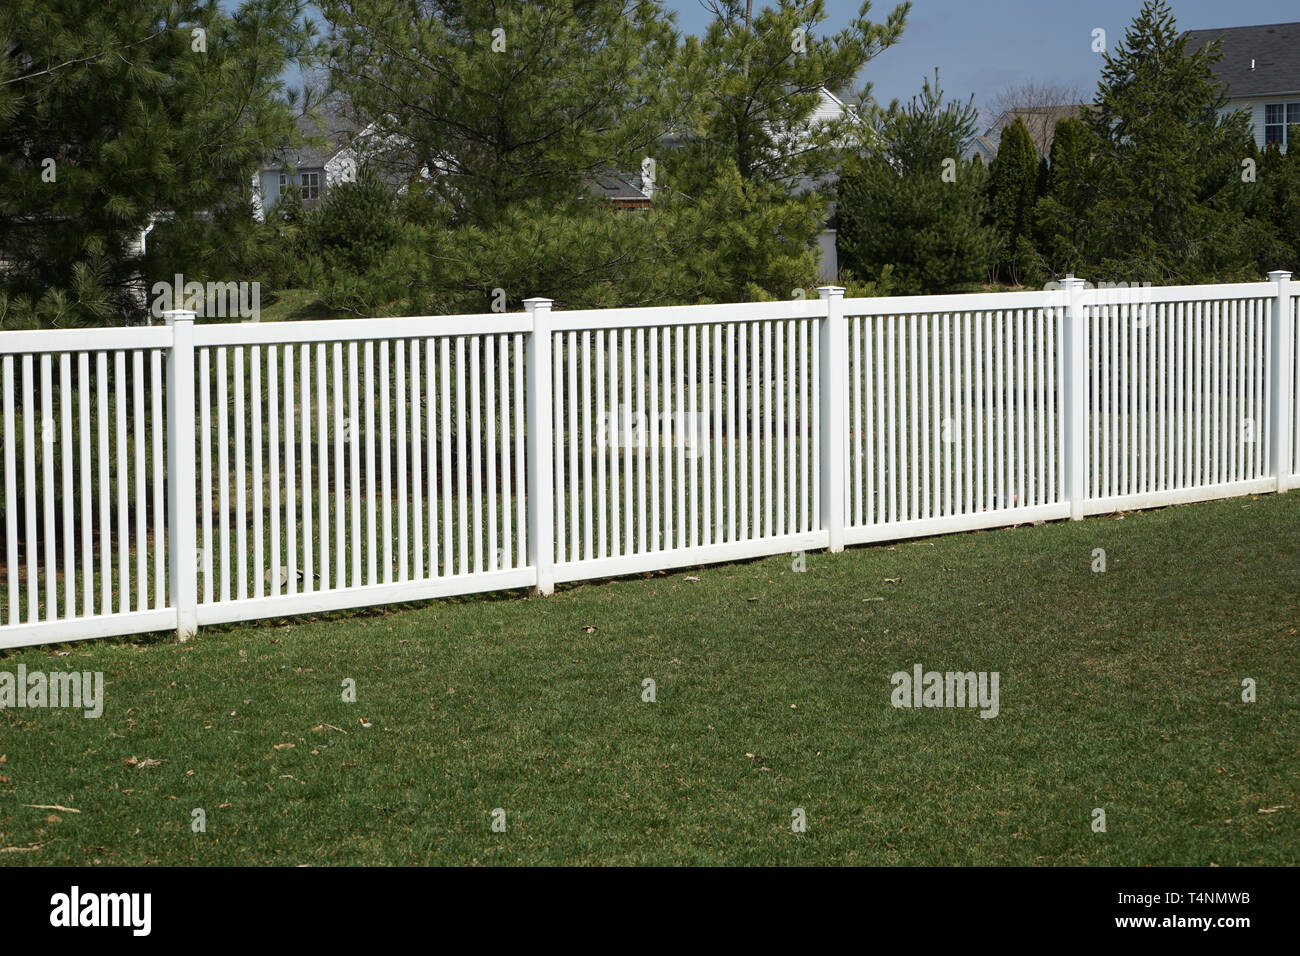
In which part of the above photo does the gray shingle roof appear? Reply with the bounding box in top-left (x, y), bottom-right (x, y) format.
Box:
top-left (584, 172), bottom-right (650, 202)
top-left (1183, 22), bottom-right (1300, 98)
top-left (265, 111), bottom-right (363, 171)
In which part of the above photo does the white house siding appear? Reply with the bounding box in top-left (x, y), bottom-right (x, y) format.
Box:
top-left (817, 228), bottom-right (838, 283)
top-left (258, 169), bottom-right (283, 210)
top-left (811, 89), bottom-right (851, 125)
top-left (1217, 95), bottom-right (1300, 151)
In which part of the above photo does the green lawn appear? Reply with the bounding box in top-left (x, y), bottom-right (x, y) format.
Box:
top-left (2, 493), bottom-right (1297, 865)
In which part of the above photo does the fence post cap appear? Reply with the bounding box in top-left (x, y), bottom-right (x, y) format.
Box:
top-left (1059, 275), bottom-right (1087, 289)
top-left (816, 285), bottom-right (845, 298)
top-left (163, 309), bottom-right (197, 325)
top-left (522, 297), bottom-right (554, 309)
top-left (1267, 270), bottom-right (1292, 282)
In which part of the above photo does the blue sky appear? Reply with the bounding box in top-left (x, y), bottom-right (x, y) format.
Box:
top-left (662, 0), bottom-right (1299, 118)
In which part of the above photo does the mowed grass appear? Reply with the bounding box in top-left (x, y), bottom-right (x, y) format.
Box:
top-left (1, 493), bottom-right (1297, 866)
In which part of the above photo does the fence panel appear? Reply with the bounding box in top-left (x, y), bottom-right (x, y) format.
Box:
top-left (548, 302), bottom-right (830, 581)
top-left (0, 330), bottom-right (173, 648)
top-left (1082, 286), bottom-right (1276, 514)
top-left (190, 316), bottom-right (535, 625)
top-left (841, 294), bottom-right (1068, 544)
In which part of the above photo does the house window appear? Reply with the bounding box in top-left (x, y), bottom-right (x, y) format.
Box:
top-left (278, 172), bottom-right (287, 188)
top-left (301, 171), bottom-right (321, 201)
top-left (1264, 103), bottom-right (1300, 149)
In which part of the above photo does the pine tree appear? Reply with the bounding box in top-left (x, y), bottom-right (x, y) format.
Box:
top-left (1084, 0), bottom-right (1254, 281)
top-left (1030, 116), bottom-right (1099, 278)
top-left (837, 69), bottom-right (995, 294)
top-left (986, 118), bottom-right (1038, 285)
top-left (671, 0), bottom-right (908, 190)
top-left (0, 0), bottom-right (317, 327)
top-left (662, 1), bottom-right (908, 296)
top-left (322, 0), bottom-right (681, 228)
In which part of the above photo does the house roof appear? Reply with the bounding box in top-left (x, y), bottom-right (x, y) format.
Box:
top-left (1183, 22), bottom-right (1300, 98)
top-left (963, 134), bottom-right (998, 162)
top-left (584, 172), bottom-right (651, 204)
top-left (264, 111), bottom-right (363, 171)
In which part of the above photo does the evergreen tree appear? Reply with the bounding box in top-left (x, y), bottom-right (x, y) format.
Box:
top-left (986, 118), bottom-right (1038, 285)
top-left (1239, 141), bottom-right (1300, 276)
top-left (662, 0), bottom-right (908, 296)
top-left (671, 0), bottom-right (908, 190)
top-left (1030, 116), bottom-right (1099, 279)
top-left (321, 0), bottom-right (681, 227)
top-left (837, 70), bottom-right (995, 294)
top-left (0, 0), bottom-right (317, 327)
top-left (1084, 0), bottom-right (1255, 281)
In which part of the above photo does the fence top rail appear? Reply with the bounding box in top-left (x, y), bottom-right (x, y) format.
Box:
top-left (0, 325), bottom-right (172, 355)
top-left (1080, 281), bottom-right (1277, 306)
top-left (549, 298), bottom-right (828, 331)
top-left (842, 288), bottom-right (1060, 316)
top-left (191, 311), bottom-right (531, 347)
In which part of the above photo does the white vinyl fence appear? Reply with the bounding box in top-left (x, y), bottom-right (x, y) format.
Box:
top-left (1, 273), bottom-right (1295, 649)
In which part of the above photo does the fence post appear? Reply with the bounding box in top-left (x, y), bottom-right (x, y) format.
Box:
top-left (1268, 270), bottom-right (1294, 491)
top-left (524, 297), bottom-right (556, 595)
top-left (1060, 276), bottom-right (1087, 520)
top-left (818, 285), bottom-right (846, 551)
top-left (164, 309), bottom-right (198, 640)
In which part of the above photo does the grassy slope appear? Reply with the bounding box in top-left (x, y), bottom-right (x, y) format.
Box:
top-left (2, 493), bottom-right (1297, 866)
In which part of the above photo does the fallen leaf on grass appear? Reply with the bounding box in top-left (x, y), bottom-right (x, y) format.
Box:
top-left (684, 576), bottom-right (700, 582)
top-left (359, 718), bottom-right (373, 729)
top-left (0, 844), bottom-right (42, 853)
top-left (44, 814), bottom-right (61, 823)
top-left (884, 577), bottom-right (902, 585)
top-left (273, 743), bottom-right (294, 751)
top-left (23, 804), bottom-right (80, 813)
top-left (1258, 805), bottom-right (1289, 814)
top-left (580, 625), bottom-right (598, 634)
top-left (123, 757), bottom-right (166, 770)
